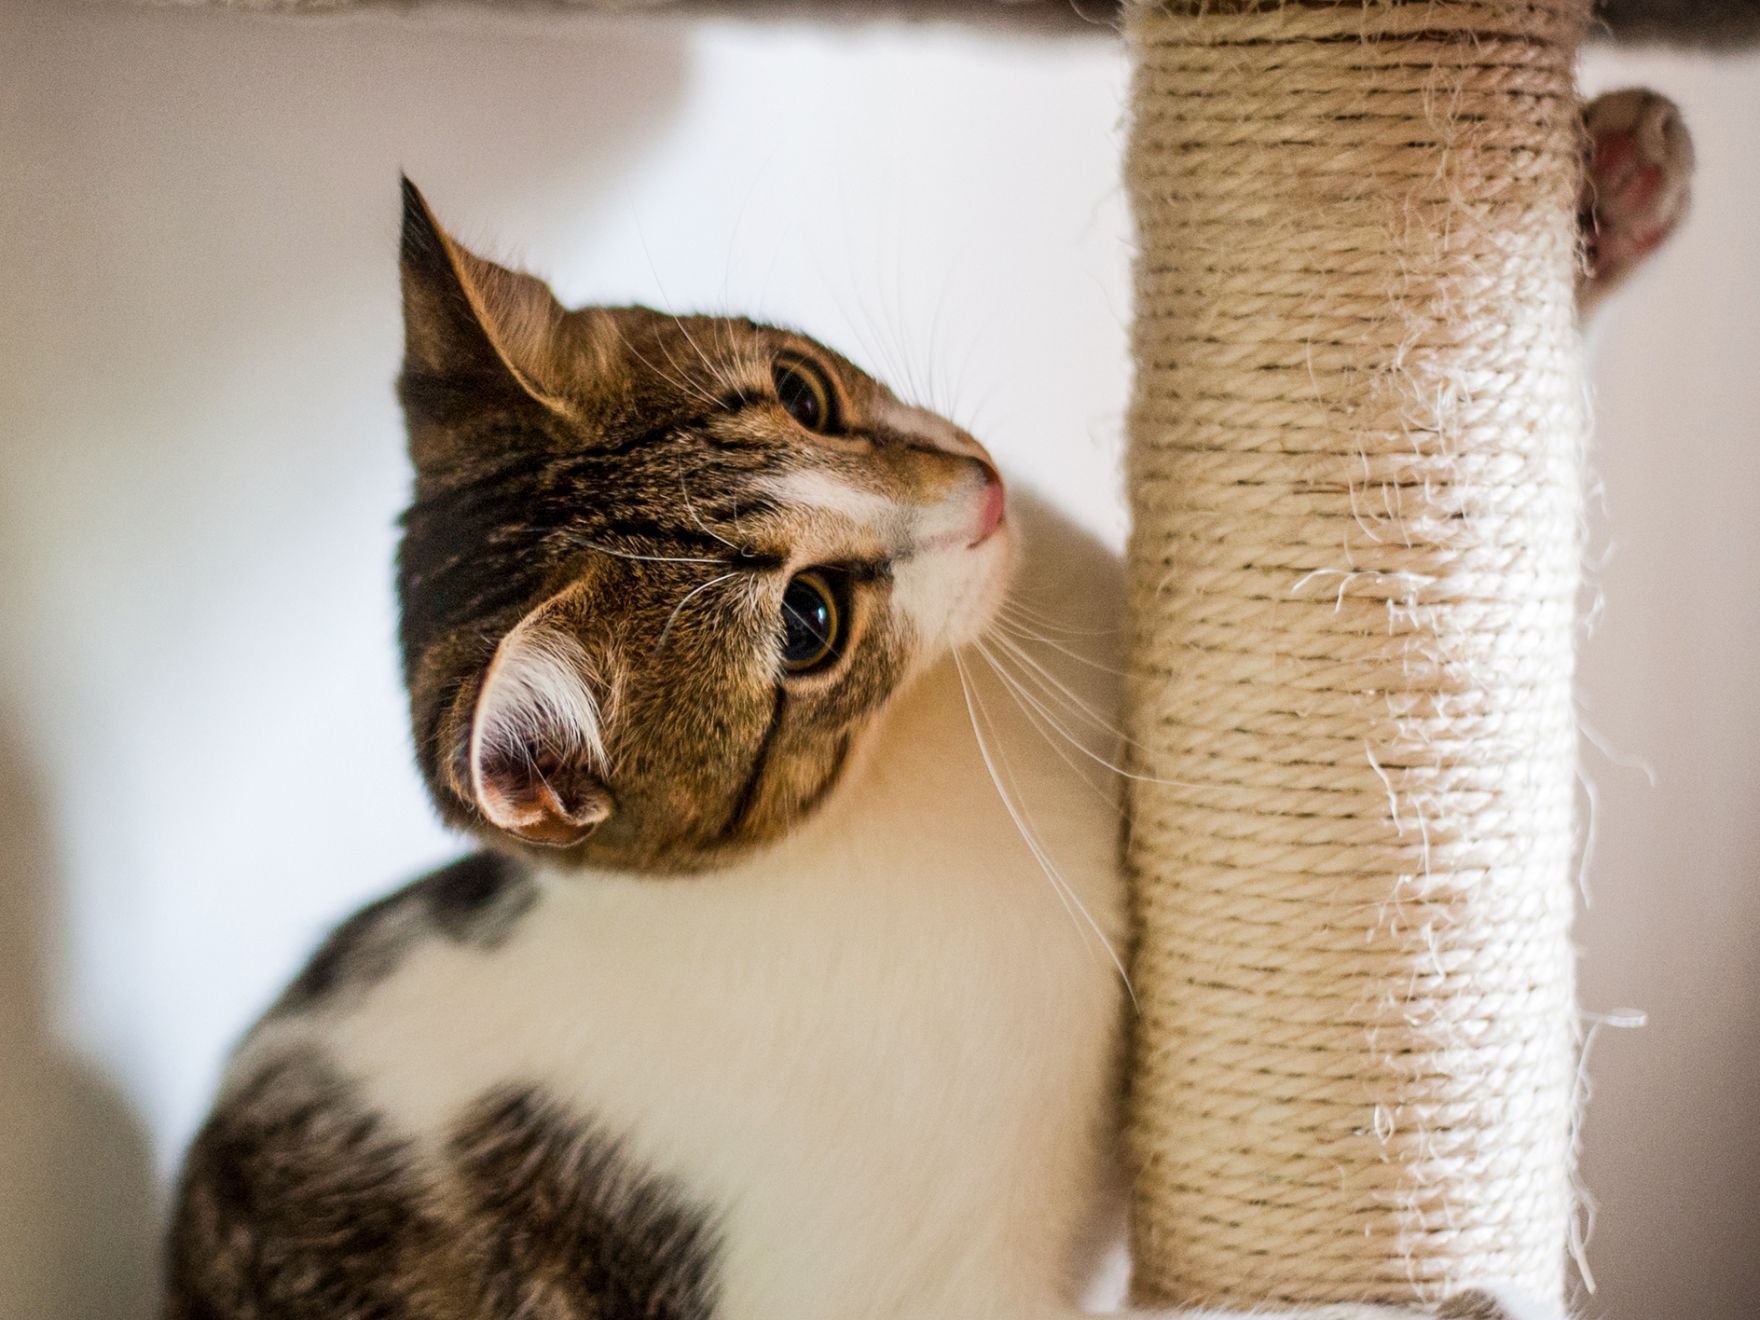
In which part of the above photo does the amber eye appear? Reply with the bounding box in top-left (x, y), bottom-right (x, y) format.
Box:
top-left (773, 356), bottom-right (836, 434)
top-left (779, 570), bottom-right (843, 675)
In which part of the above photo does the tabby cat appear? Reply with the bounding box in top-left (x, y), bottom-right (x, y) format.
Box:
top-left (161, 89), bottom-right (1691, 1320)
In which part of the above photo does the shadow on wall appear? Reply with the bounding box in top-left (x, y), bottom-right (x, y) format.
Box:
top-left (0, 718), bottom-right (158, 1320)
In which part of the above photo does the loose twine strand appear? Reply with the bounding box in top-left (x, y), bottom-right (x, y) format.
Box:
top-left (1122, 0), bottom-right (1589, 1307)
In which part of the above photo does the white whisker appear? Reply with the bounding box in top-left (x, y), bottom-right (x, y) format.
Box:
top-left (997, 597), bottom-right (1119, 639)
top-left (622, 340), bottom-right (724, 413)
top-left (664, 316), bottom-right (744, 402)
top-left (953, 650), bottom-right (1135, 1000)
top-left (986, 632), bottom-right (1136, 746)
top-left (974, 637), bottom-right (1186, 789)
top-left (678, 471), bottom-right (744, 553)
top-left (656, 571), bottom-right (742, 651)
top-left (658, 336), bottom-right (737, 412)
top-left (624, 208), bottom-right (743, 409)
top-left (968, 644), bottom-right (1121, 810)
top-left (572, 537), bottom-right (729, 568)
top-left (992, 614), bottom-right (1130, 677)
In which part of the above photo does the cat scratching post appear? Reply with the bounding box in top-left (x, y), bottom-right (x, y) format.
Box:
top-left (1122, 0), bottom-right (1588, 1308)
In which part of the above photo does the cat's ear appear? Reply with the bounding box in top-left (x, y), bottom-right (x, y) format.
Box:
top-left (456, 588), bottom-right (616, 848)
top-left (398, 176), bottom-right (574, 421)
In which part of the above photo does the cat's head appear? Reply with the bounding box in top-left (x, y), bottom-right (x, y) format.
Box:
top-left (395, 179), bottom-right (1012, 871)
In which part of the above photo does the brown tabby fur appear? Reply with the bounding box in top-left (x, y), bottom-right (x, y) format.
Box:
top-left (396, 178), bottom-right (991, 872)
top-left (166, 1047), bottom-right (720, 1320)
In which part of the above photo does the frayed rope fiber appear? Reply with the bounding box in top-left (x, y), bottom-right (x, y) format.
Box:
top-left (1122, 0), bottom-right (1589, 1308)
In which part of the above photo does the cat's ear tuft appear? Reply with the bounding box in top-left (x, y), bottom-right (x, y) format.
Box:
top-left (398, 177), bottom-right (574, 425)
top-left (462, 604), bottom-right (615, 848)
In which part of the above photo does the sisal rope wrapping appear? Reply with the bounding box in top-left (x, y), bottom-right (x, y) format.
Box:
top-left (1122, 0), bottom-right (1589, 1307)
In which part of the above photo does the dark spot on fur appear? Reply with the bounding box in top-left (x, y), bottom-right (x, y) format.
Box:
top-left (422, 851), bottom-right (536, 944)
top-left (1438, 1290), bottom-right (1538, 1320)
top-left (450, 1087), bottom-right (721, 1320)
top-left (277, 888), bottom-right (415, 1013)
top-left (164, 1061), bottom-right (722, 1320)
top-left (276, 853), bottom-right (536, 1015)
top-left (163, 1052), bottom-right (446, 1320)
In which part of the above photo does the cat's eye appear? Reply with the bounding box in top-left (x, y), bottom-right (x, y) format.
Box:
top-left (779, 570), bottom-right (843, 675)
top-left (773, 356), bottom-right (837, 434)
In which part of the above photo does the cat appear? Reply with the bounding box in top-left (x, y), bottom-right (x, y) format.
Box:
top-left (1577, 89), bottom-right (1693, 316)
top-left (160, 88), bottom-right (1691, 1320)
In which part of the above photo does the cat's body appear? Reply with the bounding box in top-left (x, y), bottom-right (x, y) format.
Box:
top-left (163, 91), bottom-right (1691, 1320)
top-left (180, 506), bottom-right (1128, 1320)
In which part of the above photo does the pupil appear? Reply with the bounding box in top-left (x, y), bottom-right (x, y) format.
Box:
top-left (777, 367), bottom-right (822, 429)
top-left (782, 578), bottom-right (835, 665)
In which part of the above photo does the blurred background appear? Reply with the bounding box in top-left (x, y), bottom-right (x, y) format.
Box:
top-left (0, 2), bottom-right (1754, 1316)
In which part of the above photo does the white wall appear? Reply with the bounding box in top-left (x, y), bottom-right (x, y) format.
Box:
top-left (1569, 46), bottom-right (1760, 1320)
top-left (0, 3), bottom-right (1753, 1317)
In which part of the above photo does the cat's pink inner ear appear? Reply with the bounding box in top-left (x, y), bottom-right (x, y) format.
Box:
top-left (474, 745), bottom-right (612, 848)
top-left (468, 619), bottom-right (614, 848)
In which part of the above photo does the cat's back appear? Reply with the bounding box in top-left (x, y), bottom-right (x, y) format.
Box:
top-left (165, 850), bottom-right (729, 1320)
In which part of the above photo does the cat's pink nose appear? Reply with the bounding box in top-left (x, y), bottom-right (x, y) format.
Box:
top-left (969, 465), bottom-right (1006, 547)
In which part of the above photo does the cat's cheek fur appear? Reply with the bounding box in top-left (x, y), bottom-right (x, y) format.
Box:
top-left (892, 529), bottom-right (1016, 659)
